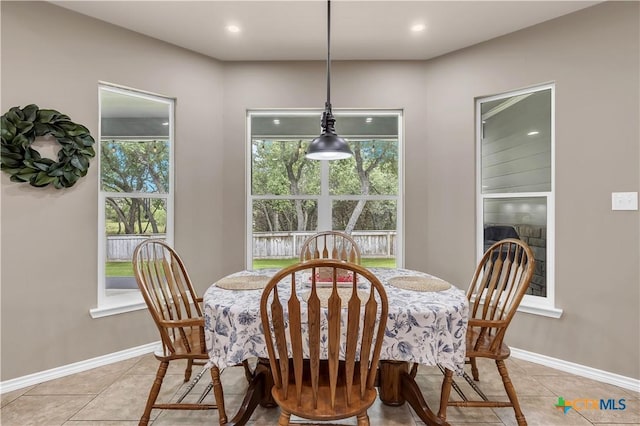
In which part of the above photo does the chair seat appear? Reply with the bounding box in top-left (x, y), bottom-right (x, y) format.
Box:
top-left (154, 327), bottom-right (208, 360)
top-left (273, 379), bottom-right (377, 421)
top-left (466, 328), bottom-right (511, 360)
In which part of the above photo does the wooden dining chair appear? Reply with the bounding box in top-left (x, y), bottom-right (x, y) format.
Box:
top-left (438, 238), bottom-right (535, 426)
top-left (299, 231), bottom-right (361, 264)
top-left (260, 259), bottom-right (388, 425)
top-left (133, 239), bottom-right (228, 425)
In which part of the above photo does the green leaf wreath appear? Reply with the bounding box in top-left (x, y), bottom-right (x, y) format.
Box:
top-left (1, 104), bottom-right (96, 188)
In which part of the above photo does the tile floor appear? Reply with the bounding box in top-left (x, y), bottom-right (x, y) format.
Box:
top-left (1, 354), bottom-right (638, 425)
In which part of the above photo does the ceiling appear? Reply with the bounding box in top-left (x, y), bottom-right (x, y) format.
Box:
top-left (50, 1), bottom-right (600, 61)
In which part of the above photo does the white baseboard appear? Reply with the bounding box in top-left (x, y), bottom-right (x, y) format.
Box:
top-left (0, 342), bottom-right (159, 394)
top-left (511, 347), bottom-right (640, 393)
top-left (2, 343), bottom-right (638, 395)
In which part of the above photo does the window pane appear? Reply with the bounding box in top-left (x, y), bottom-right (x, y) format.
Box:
top-left (248, 110), bottom-right (402, 269)
top-left (101, 139), bottom-right (169, 193)
top-left (332, 200), bottom-right (397, 231)
top-left (481, 89), bottom-right (551, 194)
top-left (252, 199), bottom-right (318, 233)
top-left (105, 197), bottom-right (167, 290)
top-left (101, 90), bottom-right (170, 139)
top-left (483, 197), bottom-right (547, 297)
top-left (333, 114), bottom-right (399, 138)
top-left (251, 139), bottom-right (320, 195)
top-left (251, 115), bottom-right (320, 138)
top-left (333, 200), bottom-right (397, 267)
top-left (251, 199), bottom-right (318, 268)
top-left (329, 140), bottom-right (398, 196)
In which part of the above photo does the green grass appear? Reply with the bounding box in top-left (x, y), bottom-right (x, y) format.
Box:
top-left (252, 257), bottom-right (396, 270)
top-left (106, 257), bottom-right (397, 277)
top-left (360, 258), bottom-right (397, 268)
top-left (106, 262), bottom-right (134, 277)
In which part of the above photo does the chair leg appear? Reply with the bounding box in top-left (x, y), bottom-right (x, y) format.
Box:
top-left (278, 409), bottom-right (291, 426)
top-left (140, 360), bottom-right (168, 426)
top-left (437, 367), bottom-right (454, 420)
top-left (356, 412), bottom-right (370, 425)
top-left (409, 362), bottom-right (419, 379)
top-left (470, 357), bottom-right (479, 381)
top-left (211, 365), bottom-right (228, 425)
top-left (496, 360), bottom-right (527, 426)
top-left (185, 359), bottom-right (193, 382)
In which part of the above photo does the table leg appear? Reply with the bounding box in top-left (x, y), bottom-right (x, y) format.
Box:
top-left (378, 360), bottom-right (407, 405)
top-left (223, 359), bottom-right (276, 426)
top-left (378, 360), bottom-right (449, 426)
top-left (257, 359), bottom-right (277, 408)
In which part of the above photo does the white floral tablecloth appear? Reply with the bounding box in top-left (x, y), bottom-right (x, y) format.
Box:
top-left (203, 267), bottom-right (468, 373)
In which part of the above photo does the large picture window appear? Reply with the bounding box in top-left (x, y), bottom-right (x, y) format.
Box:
top-left (92, 85), bottom-right (174, 318)
top-left (477, 84), bottom-right (561, 317)
top-left (247, 110), bottom-right (402, 269)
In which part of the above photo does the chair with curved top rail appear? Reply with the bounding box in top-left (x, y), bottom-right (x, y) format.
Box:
top-left (260, 259), bottom-right (388, 425)
top-left (299, 231), bottom-right (361, 264)
top-left (133, 239), bottom-right (229, 425)
top-left (438, 238), bottom-right (535, 426)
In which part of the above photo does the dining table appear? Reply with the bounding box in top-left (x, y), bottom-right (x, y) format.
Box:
top-left (203, 266), bottom-right (469, 426)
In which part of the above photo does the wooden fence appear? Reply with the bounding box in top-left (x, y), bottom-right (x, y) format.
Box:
top-left (106, 234), bottom-right (163, 261)
top-left (106, 231), bottom-right (396, 261)
top-left (252, 231), bottom-right (396, 259)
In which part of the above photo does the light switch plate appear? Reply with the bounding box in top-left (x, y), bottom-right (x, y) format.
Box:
top-left (612, 192), bottom-right (638, 211)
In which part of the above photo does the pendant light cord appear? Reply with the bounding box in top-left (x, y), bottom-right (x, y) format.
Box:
top-left (326, 0), bottom-right (331, 107)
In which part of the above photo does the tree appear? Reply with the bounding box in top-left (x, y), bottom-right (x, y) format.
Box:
top-left (251, 138), bottom-right (398, 234)
top-left (330, 140), bottom-right (398, 233)
top-left (101, 140), bottom-right (169, 234)
top-left (252, 140), bottom-right (319, 231)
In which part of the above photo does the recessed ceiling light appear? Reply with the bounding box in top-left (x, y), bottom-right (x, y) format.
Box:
top-left (411, 24), bottom-right (426, 32)
top-left (527, 131), bottom-right (539, 136)
top-left (226, 25), bottom-right (241, 33)
top-left (273, 119), bottom-right (280, 125)
top-left (162, 122), bottom-right (169, 126)
top-left (365, 117), bottom-right (373, 123)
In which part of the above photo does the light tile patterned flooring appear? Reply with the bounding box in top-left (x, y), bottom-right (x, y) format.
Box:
top-left (1, 354), bottom-right (638, 425)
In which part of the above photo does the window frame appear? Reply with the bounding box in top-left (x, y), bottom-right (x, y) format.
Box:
top-left (245, 109), bottom-right (404, 269)
top-left (91, 83), bottom-right (175, 318)
top-left (476, 83), bottom-right (562, 318)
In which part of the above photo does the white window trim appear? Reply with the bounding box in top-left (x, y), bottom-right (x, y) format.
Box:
top-left (92, 84), bottom-right (175, 318)
top-left (245, 109), bottom-right (404, 269)
top-left (476, 84), bottom-right (562, 318)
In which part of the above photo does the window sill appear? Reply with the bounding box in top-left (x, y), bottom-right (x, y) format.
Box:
top-left (517, 302), bottom-right (563, 318)
top-left (90, 292), bottom-right (147, 318)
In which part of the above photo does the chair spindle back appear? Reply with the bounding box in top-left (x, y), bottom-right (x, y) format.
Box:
top-left (299, 231), bottom-right (361, 264)
top-left (260, 259), bottom-right (388, 411)
top-left (467, 238), bottom-right (534, 351)
top-left (133, 239), bottom-right (203, 355)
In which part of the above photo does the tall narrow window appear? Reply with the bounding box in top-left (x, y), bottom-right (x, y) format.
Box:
top-left (92, 85), bottom-right (174, 318)
top-left (477, 84), bottom-right (561, 318)
top-left (247, 110), bottom-right (402, 270)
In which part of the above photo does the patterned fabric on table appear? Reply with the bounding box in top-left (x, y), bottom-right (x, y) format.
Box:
top-left (203, 268), bottom-right (468, 374)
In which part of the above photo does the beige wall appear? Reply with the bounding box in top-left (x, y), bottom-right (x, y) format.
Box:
top-left (420, 1), bottom-right (639, 378)
top-left (1, 1), bottom-right (638, 382)
top-left (1, 2), bottom-right (226, 380)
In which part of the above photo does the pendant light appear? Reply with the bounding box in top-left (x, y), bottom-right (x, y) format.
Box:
top-left (306, 0), bottom-right (353, 161)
